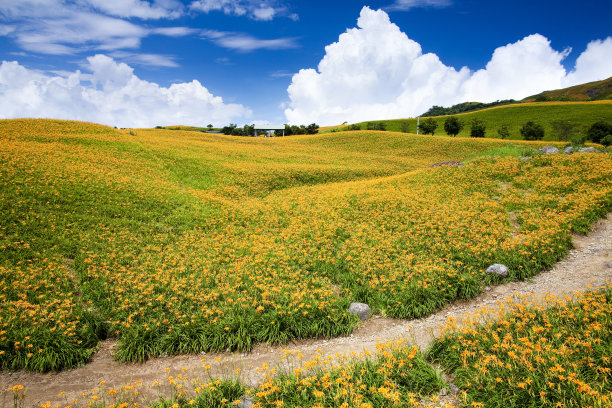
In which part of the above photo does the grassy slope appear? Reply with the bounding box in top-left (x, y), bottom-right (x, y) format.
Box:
top-left (322, 101), bottom-right (612, 140)
top-left (524, 76), bottom-right (612, 101)
top-left (1, 119), bottom-right (611, 371)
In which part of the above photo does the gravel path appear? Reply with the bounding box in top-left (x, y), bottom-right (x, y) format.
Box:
top-left (2, 215), bottom-right (610, 407)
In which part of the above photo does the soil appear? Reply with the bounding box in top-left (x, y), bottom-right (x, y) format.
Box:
top-left (2, 215), bottom-right (610, 407)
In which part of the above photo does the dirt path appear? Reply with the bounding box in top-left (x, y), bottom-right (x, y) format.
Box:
top-left (2, 216), bottom-right (610, 407)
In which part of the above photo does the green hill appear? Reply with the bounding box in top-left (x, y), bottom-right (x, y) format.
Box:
top-left (524, 76), bottom-right (612, 101)
top-left (322, 101), bottom-right (612, 140)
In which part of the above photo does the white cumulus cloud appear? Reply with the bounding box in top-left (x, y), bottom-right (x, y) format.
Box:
top-left (285, 6), bottom-right (612, 125)
top-left (0, 55), bottom-right (251, 128)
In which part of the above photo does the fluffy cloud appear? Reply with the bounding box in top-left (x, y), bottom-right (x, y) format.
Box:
top-left (285, 7), bottom-right (612, 125)
top-left (0, 55), bottom-right (251, 128)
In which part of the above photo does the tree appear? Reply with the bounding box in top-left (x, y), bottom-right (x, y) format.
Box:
top-left (550, 120), bottom-right (578, 141)
top-left (520, 121), bottom-right (545, 141)
top-left (444, 117), bottom-right (464, 137)
top-left (348, 124), bottom-right (361, 131)
top-left (366, 122), bottom-right (386, 131)
top-left (206, 124), bottom-right (213, 130)
top-left (470, 118), bottom-right (486, 138)
top-left (587, 121), bottom-right (612, 144)
top-left (419, 118), bottom-right (437, 135)
top-left (306, 123), bottom-right (319, 134)
top-left (400, 121), bottom-right (409, 133)
top-left (497, 125), bottom-right (510, 139)
top-left (221, 123), bottom-right (237, 135)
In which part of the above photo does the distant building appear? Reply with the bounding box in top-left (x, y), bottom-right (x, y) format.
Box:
top-left (254, 124), bottom-right (285, 137)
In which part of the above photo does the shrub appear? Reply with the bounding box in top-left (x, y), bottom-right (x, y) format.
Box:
top-left (348, 124), bottom-right (361, 131)
top-left (520, 121), bottom-right (544, 141)
top-left (443, 117), bottom-right (464, 137)
top-left (470, 118), bottom-right (486, 138)
top-left (366, 122), bottom-right (386, 131)
top-left (550, 120), bottom-right (578, 141)
top-left (587, 121), bottom-right (612, 144)
top-left (418, 118), bottom-right (437, 135)
top-left (497, 125), bottom-right (510, 139)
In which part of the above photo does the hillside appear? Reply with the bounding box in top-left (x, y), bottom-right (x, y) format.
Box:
top-left (1, 119), bottom-right (611, 375)
top-left (524, 76), bottom-right (612, 101)
top-left (322, 100), bottom-right (612, 140)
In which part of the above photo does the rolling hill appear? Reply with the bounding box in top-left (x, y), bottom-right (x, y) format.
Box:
top-left (322, 100), bottom-right (612, 140)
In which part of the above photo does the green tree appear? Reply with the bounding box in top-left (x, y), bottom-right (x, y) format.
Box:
top-left (587, 121), bottom-right (612, 144)
top-left (206, 124), bottom-right (213, 130)
top-left (470, 118), bottom-right (486, 138)
top-left (520, 121), bottom-right (545, 141)
top-left (419, 118), bottom-right (437, 135)
top-left (550, 120), bottom-right (578, 141)
top-left (348, 124), bottom-right (361, 131)
top-left (366, 122), bottom-right (386, 131)
top-left (306, 123), bottom-right (319, 134)
top-left (497, 125), bottom-right (510, 139)
top-left (443, 117), bottom-right (464, 137)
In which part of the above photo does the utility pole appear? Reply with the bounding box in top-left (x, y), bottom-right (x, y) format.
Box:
top-left (416, 117), bottom-right (419, 135)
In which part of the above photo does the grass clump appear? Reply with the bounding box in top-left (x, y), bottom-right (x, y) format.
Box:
top-left (428, 288), bottom-right (612, 407)
top-left (254, 341), bottom-right (443, 408)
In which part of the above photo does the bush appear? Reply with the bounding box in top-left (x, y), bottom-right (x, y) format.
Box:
top-left (348, 124), bottom-right (361, 131)
top-left (470, 118), bottom-right (486, 138)
top-left (497, 125), bottom-right (510, 139)
top-left (366, 122), bottom-right (386, 131)
top-left (587, 121), bottom-right (612, 144)
top-left (550, 120), bottom-right (578, 141)
top-left (520, 121), bottom-right (544, 141)
top-left (418, 118), bottom-right (437, 135)
top-left (443, 117), bottom-right (464, 137)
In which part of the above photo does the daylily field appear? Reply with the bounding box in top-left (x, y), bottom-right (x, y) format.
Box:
top-left (0, 119), bottom-right (611, 407)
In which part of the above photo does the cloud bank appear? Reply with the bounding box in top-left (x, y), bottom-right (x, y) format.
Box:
top-left (0, 55), bottom-right (251, 128)
top-left (285, 7), bottom-right (612, 125)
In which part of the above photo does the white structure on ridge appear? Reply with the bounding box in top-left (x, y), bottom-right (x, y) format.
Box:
top-left (254, 124), bottom-right (285, 137)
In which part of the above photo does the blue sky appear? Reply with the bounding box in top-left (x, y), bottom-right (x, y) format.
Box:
top-left (1, 0), bottom-right (611, 127)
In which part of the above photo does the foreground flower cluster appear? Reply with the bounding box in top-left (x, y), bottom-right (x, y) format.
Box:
top-left (0, 119), bottom-right (610, 373)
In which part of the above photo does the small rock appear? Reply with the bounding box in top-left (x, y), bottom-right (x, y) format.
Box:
top-left (485, 286), bottom-right (491, 291)
top-left (429, 161), bottom-right (464, 168)
top-left (538, 146), bottom-right (559, 154)
top-left (563, 146), bottom-right (574, 154)
top-left (449, 383), bottom-right (459, 394)
top-left (238, 397), bottom-right (253, 408)
top-left (440, 387), bottom-right (448, 396)
top-left (349, 302), bottom-right (371, 321)
top-left (578, 146), bottom-right (598, 153)
top-left (605, 262), bottom-right (612, 269)
top-left (518, 155), bottom-right (532, 161)
top-left (485, 264), bottom-right (508, 277)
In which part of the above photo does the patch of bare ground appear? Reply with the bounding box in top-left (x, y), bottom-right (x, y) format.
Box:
top-left (2, 216), bottom-right (610, 407)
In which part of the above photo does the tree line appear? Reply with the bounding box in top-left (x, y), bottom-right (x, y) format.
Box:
top-left (418, 117), bottom-right (612, 146)
top-left (221, 123), bottom-right (319, 136)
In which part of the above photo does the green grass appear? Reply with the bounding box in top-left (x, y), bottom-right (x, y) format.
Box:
top-left (322, 101), bottom-right (612, 141)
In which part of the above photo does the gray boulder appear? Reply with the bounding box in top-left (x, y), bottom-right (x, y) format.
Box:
top-left (578, 146), bottom-right (598, 153)
top-left (237, 397), bottom-right (253, 408)
top-left (485, 264), bottom-right (509, 277)
top-left (538, 146), bottom-right (559, 154)
top-left (563, 146), bottom-right (574, 154)
top-left (349, 302), bottom-right (371, 321)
